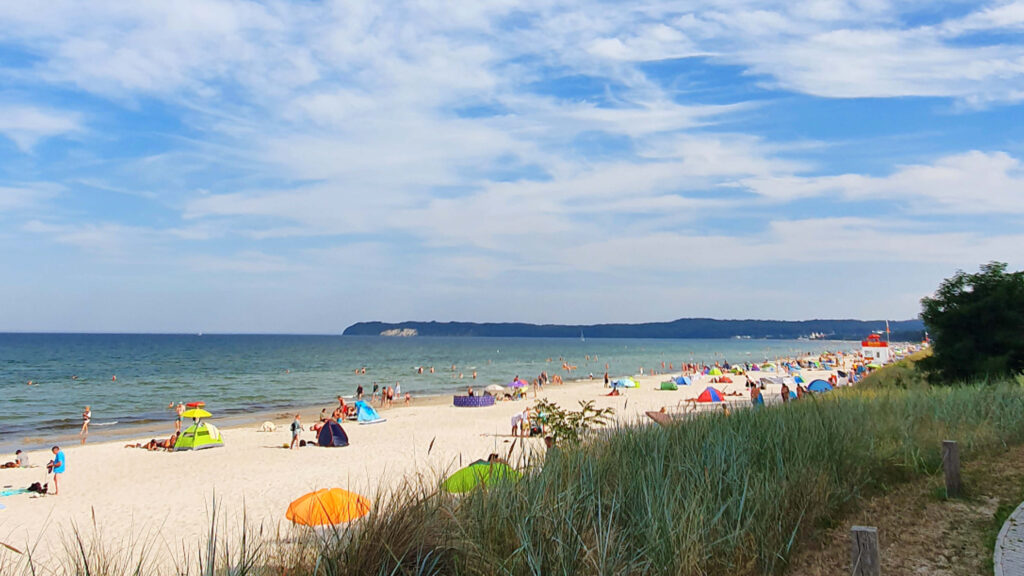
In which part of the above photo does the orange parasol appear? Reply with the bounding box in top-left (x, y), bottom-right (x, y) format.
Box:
top-left (286, 488), bottom-right (371, 526)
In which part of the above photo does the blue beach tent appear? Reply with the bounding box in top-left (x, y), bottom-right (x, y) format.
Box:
top-left (807, 380), bottom-right (834, 393)
top-left (613, 378), bottom-right (638, 388)
top-left (673, 376), bottom-right (692, 385)
top-left (354, 400), bottom-right (386, 424)
top-left (793, 375), bottom-right (804, 384)
top-left (317, 420), bottom-right (349, 447)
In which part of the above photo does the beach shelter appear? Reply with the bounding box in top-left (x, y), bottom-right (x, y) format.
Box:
top-left (793, 375), bottom-right (804, 384)
top-left (867, 363), bottom-right (882, 369)
top-left (719, 376), bottom-right (733, 383)
top-left (174, 421), bottom-right (223, 451)
top-left (286, 488), bottom-right (370, 526)
top-left (708, 367), bottom-right (722, 376)
top-left (354, 400), bottom-right (386, 425)
top-left (174, 404), bottom-right (223, 451)
top-left (317, 420), bottom-right (350, 447)
top-left (613, 378), bottom-right (637, 388)
top-left (508, 378), bottom-right (527, 388)
top-left (441, 460), bottom-right (522, 494)
top-left (696, 387), bottom-right (724, 403)
top-left (807, 380), bottom-right (834, 393)
top-left (731, 366), bottom-right (745, 374)
top-left (660, 380), bottom-right (678, 391)
top-left (484, 384), bottom-right (505, 395)
top-left (673, 376), bottom-right (691, 386)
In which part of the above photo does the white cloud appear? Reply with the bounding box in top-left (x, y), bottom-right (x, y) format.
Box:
top-left (743, 150), bottom-right (1024, 213)
top-left (0, 106), bottom-right (81, 151)
top-left (3, 0), bottom-right (1023, 330)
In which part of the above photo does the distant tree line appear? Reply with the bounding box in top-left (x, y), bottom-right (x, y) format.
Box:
top-left (343, 318), bottom-right (924, 341)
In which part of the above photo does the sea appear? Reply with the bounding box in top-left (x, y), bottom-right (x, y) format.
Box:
top-left (0, 334), bottom-right (855, 450)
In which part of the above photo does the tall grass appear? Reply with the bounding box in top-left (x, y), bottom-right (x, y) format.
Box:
top-left (5, 383), bottom-right (1024, 576)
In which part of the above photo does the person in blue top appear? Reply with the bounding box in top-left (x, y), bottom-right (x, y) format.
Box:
top-left (46, 446), bottom-right (65, 495)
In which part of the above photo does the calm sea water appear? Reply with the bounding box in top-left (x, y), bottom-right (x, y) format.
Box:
top-left (0, 334), bottom-right (853, 449)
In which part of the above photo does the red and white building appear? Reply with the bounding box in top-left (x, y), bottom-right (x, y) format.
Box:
top-left (861, 333), bottom-right (892, 363)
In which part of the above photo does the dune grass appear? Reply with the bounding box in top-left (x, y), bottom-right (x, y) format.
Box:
top-left (5, 381), bottom-right (1024, 575)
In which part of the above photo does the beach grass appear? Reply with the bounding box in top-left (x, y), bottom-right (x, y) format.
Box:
top-left (5, 380), bottom-right (1024, 575)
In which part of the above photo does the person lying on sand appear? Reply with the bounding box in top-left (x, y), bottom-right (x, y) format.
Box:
top-left (125, 433), bottom-right (178, 451)
top-left (606, 388), bottom-right (620, 396)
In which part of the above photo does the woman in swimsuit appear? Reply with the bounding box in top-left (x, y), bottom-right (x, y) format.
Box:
top-left (81, 406), bottom-right (91, 444)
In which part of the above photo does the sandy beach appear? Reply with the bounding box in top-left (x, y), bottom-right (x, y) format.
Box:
top-left (0, 362), bottom-right (845, 570)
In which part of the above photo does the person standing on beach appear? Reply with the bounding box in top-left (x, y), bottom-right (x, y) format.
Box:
top-left (175, 402), bottom-right (185, 434)
top-left (750, 386), bottom-right (764, 408)
top-left (80, 406), bottom-right (91, 444)
top-left (356, 384), bottom-right (364, 401)
top-left (47, 446), bottom-right (65, 495)
top-left (372, 382), bottom-right (379, 403)
top-left (395, 382), bottom-right (401, 399)
top-left (289, 414), bottom-right (303, 450)
top-left (780, 384), bottom-right (790, 404)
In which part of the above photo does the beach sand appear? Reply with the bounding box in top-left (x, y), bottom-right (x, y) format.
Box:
top-left (0, 365), bottom-right (842, 570)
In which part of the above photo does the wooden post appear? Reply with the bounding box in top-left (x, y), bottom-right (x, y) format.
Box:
top-left (850, 526), bottom-right (880, 576)
top-left (943, 440), bottom-right (961, 498)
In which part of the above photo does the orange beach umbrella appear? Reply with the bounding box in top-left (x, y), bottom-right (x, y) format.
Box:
top-left (286, 488), bottom-right (371, 526)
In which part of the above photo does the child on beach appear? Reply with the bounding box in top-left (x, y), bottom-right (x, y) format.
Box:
top-left (289, 415), bottom-right (303, 450)
top-left (46, 446), bottom-right (65, 495)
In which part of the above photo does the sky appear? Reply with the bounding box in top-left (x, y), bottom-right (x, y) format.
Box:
top-left (1, 0), bottom-right (1023, 333)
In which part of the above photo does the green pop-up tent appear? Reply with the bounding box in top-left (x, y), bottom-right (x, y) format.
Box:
top-left (174, 406), bottom-right (224, 451)
top-left (441, 460), bottom-right (521, 493)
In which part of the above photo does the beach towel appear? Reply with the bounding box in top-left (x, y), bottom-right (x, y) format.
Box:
top-left (0, 488), bottom-right (29, 497)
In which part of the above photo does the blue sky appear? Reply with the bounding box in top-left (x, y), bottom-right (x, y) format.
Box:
top-left (1, 0), bottom-right (1023, 333)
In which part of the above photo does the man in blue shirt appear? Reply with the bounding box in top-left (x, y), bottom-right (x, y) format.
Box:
top-left (47, 446), bottom-right (65, 495)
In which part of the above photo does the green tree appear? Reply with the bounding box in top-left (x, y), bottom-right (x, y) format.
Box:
top-left (920, 261), bottom-right (1024, 382)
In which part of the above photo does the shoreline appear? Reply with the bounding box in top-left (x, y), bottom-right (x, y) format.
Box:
top-left (0, 347), bottom-right (885, 571)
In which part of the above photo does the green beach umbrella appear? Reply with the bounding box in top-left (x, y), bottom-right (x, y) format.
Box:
top-left (441, 460), bottom-right (522, 493)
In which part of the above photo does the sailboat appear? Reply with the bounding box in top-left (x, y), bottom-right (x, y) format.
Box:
top-left (580, 330), bottom-right (585, 342)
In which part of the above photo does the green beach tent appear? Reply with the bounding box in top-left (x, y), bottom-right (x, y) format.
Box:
top-left (660, 380), bottom-right (678, 391)
top-left (174, 420), bottom-right (224, 451)
top-left (708, 367), bottom-right (723, 376)
top-left (441, 460), bottom-right (521, 493)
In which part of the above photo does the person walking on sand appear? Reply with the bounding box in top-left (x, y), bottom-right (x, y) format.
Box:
top-left (80, 406), bottom-right (91, 444)
top-left (289, 414), bottom-right (303, 450)
top-left (780, 383), bottom-right (790, 404)
top-left (47, 446), bottom-right (65, 495)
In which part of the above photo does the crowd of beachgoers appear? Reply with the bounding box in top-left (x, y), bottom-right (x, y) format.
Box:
top-left (0, 342), bottom-right (921, 569)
